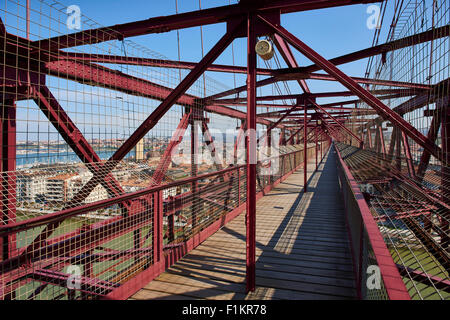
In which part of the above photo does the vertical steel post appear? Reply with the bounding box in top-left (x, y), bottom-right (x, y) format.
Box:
top-left (379, 126), bottom-right (386, 156)
top-left (441, 109), bottom-right (449, 249)
top-left (153, 191), bottom-right (163, 271)
top-left (0, 99), bottom-right (16, 262)
top-left (401, 131), bottom-right (416, 178)
top-left (280, 128), bottom-right (285, 146)
top-left (26, 0), bottom-right (30, 39)
top-left (315, 126), bottom-right (318, 170)
top-left (246, 13), bottom-right (257, 293)
top-left (320, 137), bottom-right (323, 161)
top-left (303, 102), bottom-right (307, 192)
top-left (267, 124), bottom-right (272, 185)
top-left (395, 127), bottom-right (402, 171)
top-left (417, 111), bottom-right (441, 180)
top-left (190, 111), bottom-right (199, 231)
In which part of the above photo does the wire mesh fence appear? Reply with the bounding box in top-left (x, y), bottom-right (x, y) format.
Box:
top-left (336, 142), bottom-right (449, 300)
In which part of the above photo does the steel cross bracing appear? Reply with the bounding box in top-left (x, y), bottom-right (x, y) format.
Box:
top-left (0, 0), bottom-right (448, 300)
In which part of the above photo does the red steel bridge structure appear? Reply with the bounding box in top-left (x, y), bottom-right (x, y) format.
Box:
top-left (0, 0), bottom-right (448, 300)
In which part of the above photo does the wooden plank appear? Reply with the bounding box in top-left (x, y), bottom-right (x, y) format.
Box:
top-left (131, 150), bottom-right (357, 300)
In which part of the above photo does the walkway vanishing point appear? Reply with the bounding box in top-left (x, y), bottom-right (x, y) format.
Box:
top-left (131, 149), bottom-right (357, 300)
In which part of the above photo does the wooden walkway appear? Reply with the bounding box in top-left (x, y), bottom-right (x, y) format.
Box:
top-left (130, 150), bottom-right (357, 300)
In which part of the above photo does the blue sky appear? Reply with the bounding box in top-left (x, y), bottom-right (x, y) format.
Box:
top-left (59, 0), bottom-right (388, 95)
top-left (10, 0), bottom-right (399, 144)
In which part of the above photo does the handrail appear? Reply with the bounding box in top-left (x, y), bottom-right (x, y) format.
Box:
top-left (0, 147), bottom-right (310, 237)
top-left (334, 143), bottom-right (411, 300)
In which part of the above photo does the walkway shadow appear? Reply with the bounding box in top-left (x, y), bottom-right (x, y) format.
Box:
top-left (138, 150), bottom-right (356, 300)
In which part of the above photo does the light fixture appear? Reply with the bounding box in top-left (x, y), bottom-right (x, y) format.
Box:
top-left (255, 39), bottom-right (274, 60)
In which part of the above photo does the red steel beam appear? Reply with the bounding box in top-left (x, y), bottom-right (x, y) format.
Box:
top-left (12, 22), bottom-right (242, 268)
top-left (272, 33), bottom-right (310, 93)
top-left (203, 26), bottom-right (448, 102)
top-left (260, 16), bottom-right (445, 166)
top-left (417, 111), bottom-right (442, 180)
top-left (246, 13), bottom-right (256, 293)
top-left (359, 84), bottom-right (449, 132)
top-left (298, 25), bottom-right (450, 74)
top-left (258, 106), bottom-right (375, 116)
top-left (401, 131), bottom-right (416, 178)
top-left (67, 21), bottom-right (242, 217)
top-left (56, 52), bottom-right (272, 76)
top-left (45, 59), bottom-right (195, 107)
top-left (33, 0), bottom-right (380, 51)
top-left (0, 99), bottom-right (16, 262)
top-left (257, 104), bottom-right (300, 144)
top-left (303, 104), bottom-right (308, 192)
top-left (2, 32), bottom-right (281, 128)
top-left (201, 120), bottom-right (224, 171)
top-left (151, 112), bottom-right (191, 185)
top-left (308, 99), bottom-right (363, 145)
top-left (31, 85), bottom-right (126, 200)
top-left (211, 88), bottom-right (417, 104)
top-left (379, 125), bottom-right (386, 155)
top-left (275, 71), bottom-right (433, 90)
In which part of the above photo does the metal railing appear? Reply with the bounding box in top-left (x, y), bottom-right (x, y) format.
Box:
top-left (0, 143), bottom-right (326, 300)
top-left (334, 143), bottom-right (411, 300)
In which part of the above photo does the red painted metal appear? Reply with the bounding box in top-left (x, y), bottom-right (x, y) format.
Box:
top-left (441, 104), bottom-right (449, 249)
top-left (66, 21), bottom-right (242, 215)
top-left (308, 99), bottom-right (363, 145)
top-left (2, 0), bottom-right (446, 301)
top-left (152, 112), bottom-right (191, 185)
top-left (272, 34), bottom-right (310, 93)
top-left (212, 88), bottom-right (415, 104)
top-left (285, 125), bottom-right (307, 145)
top-left (104, 147), bottom-right (313, 299)
top-left (367, 127), bottom-right (373, 149)
top-left (59, 52), bottom-right (272, 76)
top-left (298, 25), bottom-right (449, 74)
top-left (0, 99), bottom-right (16, 262)
top-left (34, 0), bottom-right (380, 50)
top-left (204, 25), bottom-right (448, 101)
top-left (401, 131), bottom-right (416, 178)
top-left (335, 145), bottom-right (411, 300)
top-left (303, 100), bottom-right (307, 192)
top-left (260, 15), bottom-right (444, 165)
top-left (246, 13), bottom-right (256, 293)
top-left (190, 108), bottom-right (199, 231)
top-left (417, 105), bottom-right (443, 180)
top-left (274, 71), bottom-right (433, 90)
top-left (201, 120), bottom-right (224, 171)
top-left (379, 126), bottom-right (386, 156)
top-left (315, 126), bottom-right (318, 170)
top-left (257, 104), bottom-right (300, 144)
top-left (32, 85), bottom-right (126, 200)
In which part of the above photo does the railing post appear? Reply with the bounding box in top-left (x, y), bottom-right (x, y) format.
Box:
top-left (441, 108), bottom-right (449, 249)
top-left (153, 191), bottom-right (163, 272)
top-left (190, 112), bottom-right (199, 232)
top-left (315, 127), bottom-right (318, 170)
top-left (245, 12), bottom-right (257, 293)
top-left (238, 167), bottom-right (241, 207)
top-left (357, 219), bottom-right (364, 299)
top-left (0, 99), bottom-right (17, 262)
top-left (303, 102), bottom-right (307, 192)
